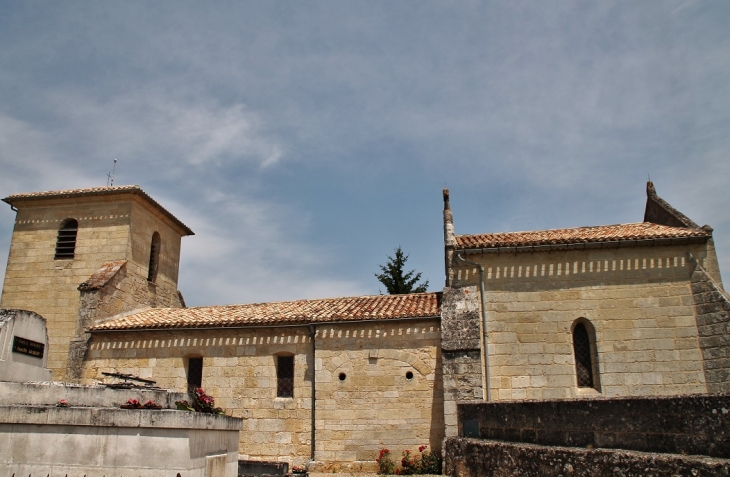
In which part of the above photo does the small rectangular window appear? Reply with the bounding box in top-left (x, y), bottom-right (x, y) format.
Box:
top-left (187, 357), bottom-right (203, 392)
top-left (277, 355), bottom-right (294, 398)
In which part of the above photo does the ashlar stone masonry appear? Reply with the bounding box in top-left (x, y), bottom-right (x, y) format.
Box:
top-left (0, 181), bottom-right (728, 471)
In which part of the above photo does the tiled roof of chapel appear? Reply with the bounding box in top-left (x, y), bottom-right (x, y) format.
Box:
top-left (3, 185), bottom-right (193, 235)
top-left (91, 292), bottom-right (442, 331)
top-left (455, 222), bottom-right (709, 250)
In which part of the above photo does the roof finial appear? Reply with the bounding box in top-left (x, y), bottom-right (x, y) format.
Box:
top-left (646, 178), bottom-right (656, 197)
top-left (443, 188), bottom-right (455, 247)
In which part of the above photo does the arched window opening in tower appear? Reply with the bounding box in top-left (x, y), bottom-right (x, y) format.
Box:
top-left (148, 232), bottom-right (161, 282)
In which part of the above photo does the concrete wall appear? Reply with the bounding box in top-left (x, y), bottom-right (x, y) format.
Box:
top-left (449, 244), bottom-right (712, 401)
top-left (0, 308), bottom-right (51, 382)
top-left (0, 405), bottom-right (241, 477)
top-left (0, 194), bottom-right (186, 381)
top-left (81, 318), bottom-right (443, 469)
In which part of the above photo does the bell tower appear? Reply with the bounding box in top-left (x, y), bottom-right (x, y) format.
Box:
top-left (0, 186), bottom-right (194, 381)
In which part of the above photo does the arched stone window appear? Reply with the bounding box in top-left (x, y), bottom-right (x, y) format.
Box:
top-left (147, 232), bottom-right (161, 282)
top-left (572, 318), bottom-right (599, 389)
top-left (54, 219), bottom-right (78, 259)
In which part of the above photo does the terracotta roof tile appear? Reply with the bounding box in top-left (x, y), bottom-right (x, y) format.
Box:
top-left (455, 222), bottom-right (709, 250)
top-left (3, 185), bottom-right (193, 236)
top-left (91, 292), bottom-right (442, 331)
top-left (78, 260), bottom-right (128, 291)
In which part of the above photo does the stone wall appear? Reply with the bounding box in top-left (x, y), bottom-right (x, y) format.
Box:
top-left (457, 394), bottom-right (730, 457)
top-left (129, 197), bottom-right (185, 290)
top-left (450, 244), bottom-right (711, 400)
top-left (446, 394), bottom-right (730, 477)
top-left (689, 255), bottom-right (730, 393)
top-left (440, 286), bottom-right (483, 438)
top-left (0, 199), bottom-right (133, 380)
top-left (313, 319), bottom-right (443, 470)
top-left (83, 326), bottom-right (314, 463)
top-left (82, 318), bottom-right (443, 469)
top-left (444, 438), bottom-right (730, 477)
top-left (68, 259), bottom-right (183, 380)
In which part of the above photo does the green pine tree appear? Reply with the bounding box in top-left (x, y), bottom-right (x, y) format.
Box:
top-left (375, 246), bottom-right (429, 294)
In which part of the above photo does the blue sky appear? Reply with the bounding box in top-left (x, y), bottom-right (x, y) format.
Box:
top-left (1, 1), bottom-right (729, 306)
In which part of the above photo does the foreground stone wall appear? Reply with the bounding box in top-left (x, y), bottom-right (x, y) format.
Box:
top-left (445, 438), bottom-right (730, 477)
top-left (450, 244), bottom-right (711, 400)
top-left (457, 394), bottom-right (730, 458)
top-left (82, 318), bottom-right (443, 468)
top-left (447, 394), bottom-right (730, 477)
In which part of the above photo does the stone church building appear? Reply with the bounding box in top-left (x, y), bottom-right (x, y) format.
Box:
top-left (1, 182), bottom-right (728, 470)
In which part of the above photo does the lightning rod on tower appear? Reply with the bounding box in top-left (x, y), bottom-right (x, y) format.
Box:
top-left (106, 158), bottom-right (117, 186)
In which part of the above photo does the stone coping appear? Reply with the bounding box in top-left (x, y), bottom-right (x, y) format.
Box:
top-left (445, 437), bottom-right (730, 476)
top-left (0, 405), bottom-right (242, 431)
top-left (0, 380), bottom-right (189, 409)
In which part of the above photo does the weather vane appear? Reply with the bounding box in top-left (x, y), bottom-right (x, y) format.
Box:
top-left (106, 158), bottom-right (117, 186)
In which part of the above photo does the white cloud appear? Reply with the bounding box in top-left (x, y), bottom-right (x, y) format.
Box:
top-left (46, 92), bottom-right (284, 172)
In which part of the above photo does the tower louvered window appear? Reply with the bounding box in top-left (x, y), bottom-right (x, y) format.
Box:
top-left (54, 219), bottom-right (78, 259)
top-left (573, 322), bottom-right (594, 388)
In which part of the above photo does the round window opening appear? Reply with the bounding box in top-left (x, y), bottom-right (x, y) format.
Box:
top-left (339, 373), bottom-right (347, 381)
top-left (406, 371), bottom-right (414, 380)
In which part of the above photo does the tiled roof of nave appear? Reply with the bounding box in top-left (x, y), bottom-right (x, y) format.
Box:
top-left (455, 222), bottom-right (709, 249)
top-left (91, 292), bottom-right (442, 331)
